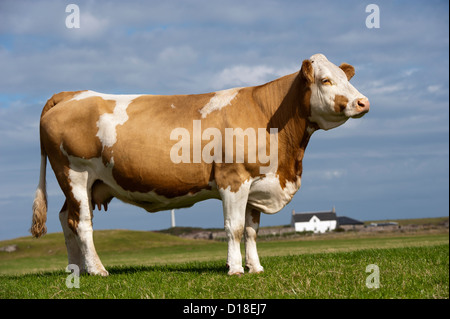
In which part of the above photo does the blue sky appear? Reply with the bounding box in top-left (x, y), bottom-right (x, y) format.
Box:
top-left (0, 0), bottom-right (448, 240)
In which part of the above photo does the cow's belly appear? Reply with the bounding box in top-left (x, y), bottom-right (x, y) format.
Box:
top-left (248, 174), bottom-right (301, 214)
top-left (104, 165), bottom-right (219, 212)
top-left (112, 182), bottom-right (220, 212)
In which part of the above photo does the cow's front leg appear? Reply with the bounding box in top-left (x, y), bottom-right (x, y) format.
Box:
top-left (245, 207), bottom-right (264, 273)
top-left (220, 182), bottom-right (251, 276)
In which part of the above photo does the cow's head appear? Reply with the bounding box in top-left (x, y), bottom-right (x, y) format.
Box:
top-left (301, 53), bottom-right (370, 130)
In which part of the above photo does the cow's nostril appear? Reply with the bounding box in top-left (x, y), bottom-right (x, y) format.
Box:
top-left (357, 98), bottom-right (370, 111)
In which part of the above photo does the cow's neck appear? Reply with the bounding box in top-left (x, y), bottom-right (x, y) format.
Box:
top-left (253, 72), bottom-right (314, 187)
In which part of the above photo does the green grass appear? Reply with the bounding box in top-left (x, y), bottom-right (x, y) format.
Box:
top-left (0, 229), bottom-right (448, 299)
top-left (1, 245), bottom-right (448, 299)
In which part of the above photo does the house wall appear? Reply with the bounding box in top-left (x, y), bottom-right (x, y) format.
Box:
top-left (294, 216), bottom-right (337, 233)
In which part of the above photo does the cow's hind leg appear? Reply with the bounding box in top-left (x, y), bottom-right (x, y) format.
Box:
top-left (66, 169), bottom-right (108, 276)
top-left (59, 200), bottom-right (85, 273)
top-left (244, 207), bottom-right (264, 273)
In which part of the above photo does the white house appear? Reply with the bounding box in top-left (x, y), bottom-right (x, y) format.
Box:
top-left (291, 208), bottom-right (337, 234)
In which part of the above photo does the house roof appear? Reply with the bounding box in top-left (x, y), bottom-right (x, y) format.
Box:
top-left (337, 216), bottom-right (364, 225)
top-left (292, 212), bottom-right (337, 223)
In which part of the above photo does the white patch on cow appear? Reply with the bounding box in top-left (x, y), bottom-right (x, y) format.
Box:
top-left (71, 91), bottom-right (142, 148)
top-left (170, 103), bottom-right (176, 109)
top-left (70, 90), bottom-right (99, 101)
top-left (96, 94), bottom-right (142, 148)
top-left (96, 97), bottom-right (135, 148)
top-left (248, 173), bottom-right (300, 214)
top-left (199, 87), bottom-right (241, 118)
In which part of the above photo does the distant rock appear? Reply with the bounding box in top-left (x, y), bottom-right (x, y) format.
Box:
top-left (0, 244), bottom-right (18, 252)
top-left (180, 231), bottom-right (214, 240)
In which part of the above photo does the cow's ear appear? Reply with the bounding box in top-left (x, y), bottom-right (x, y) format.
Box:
top-left (301, 60), bottom-right (314, 83)
top-left (339, 63), bottom-right (355, 81)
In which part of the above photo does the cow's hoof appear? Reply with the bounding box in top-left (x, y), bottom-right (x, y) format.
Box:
top-left (89, 268), bottom-right (109, 277)
top-left (228, 271), bottom-right (243, 277)
top-left (227, 265), bottom-right (244, 276)
top-left (99, 269), bottom-right (109, 277)
top-left (247, 265), bottom-right (264, 274)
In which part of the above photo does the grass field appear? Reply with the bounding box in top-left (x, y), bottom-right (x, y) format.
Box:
top-left (0, 227), bottom-right (448, 299)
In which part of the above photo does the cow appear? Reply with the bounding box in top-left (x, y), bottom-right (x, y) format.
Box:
top-left (31, 53), bottom-right (369, 276)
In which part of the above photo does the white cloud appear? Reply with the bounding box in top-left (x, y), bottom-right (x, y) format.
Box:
top-left (305, 169), bottom-right (347, 181)
top-left (403, 68), bottom-right (420, 77)
top-left (427, 85), bottom-right (442, 93)
top-left (363, 81), bottom-right (405, 95)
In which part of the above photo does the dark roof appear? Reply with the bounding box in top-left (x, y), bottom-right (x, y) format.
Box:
top-left (337, 216), bottom-right (364, 225)
top-left (292, 212), bottom-right (337, 223)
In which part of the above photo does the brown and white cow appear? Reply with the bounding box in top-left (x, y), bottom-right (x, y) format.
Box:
top-left (31, 53), bottom-right (369, 276)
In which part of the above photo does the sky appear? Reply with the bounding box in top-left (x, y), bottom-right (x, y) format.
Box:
top-left (0, 0), bottom-right (448, 240)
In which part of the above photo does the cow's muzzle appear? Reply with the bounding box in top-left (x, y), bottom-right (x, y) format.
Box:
top-left (357, 98), bottom-right (370, 113)
top-left (352, 98), bottom-right (370, 118)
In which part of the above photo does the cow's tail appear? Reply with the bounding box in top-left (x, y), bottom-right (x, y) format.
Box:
top-left (31, 152), bottom-right (48, 238)
top-left (31, 146), bottom-right (48, 238)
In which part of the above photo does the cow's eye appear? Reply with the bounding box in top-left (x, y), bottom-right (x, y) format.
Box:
top-left (321, 78), bottom-right (332, 85)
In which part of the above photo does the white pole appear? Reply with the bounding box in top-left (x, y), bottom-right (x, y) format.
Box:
top-left (171, 209), bottom-right (176, 228)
